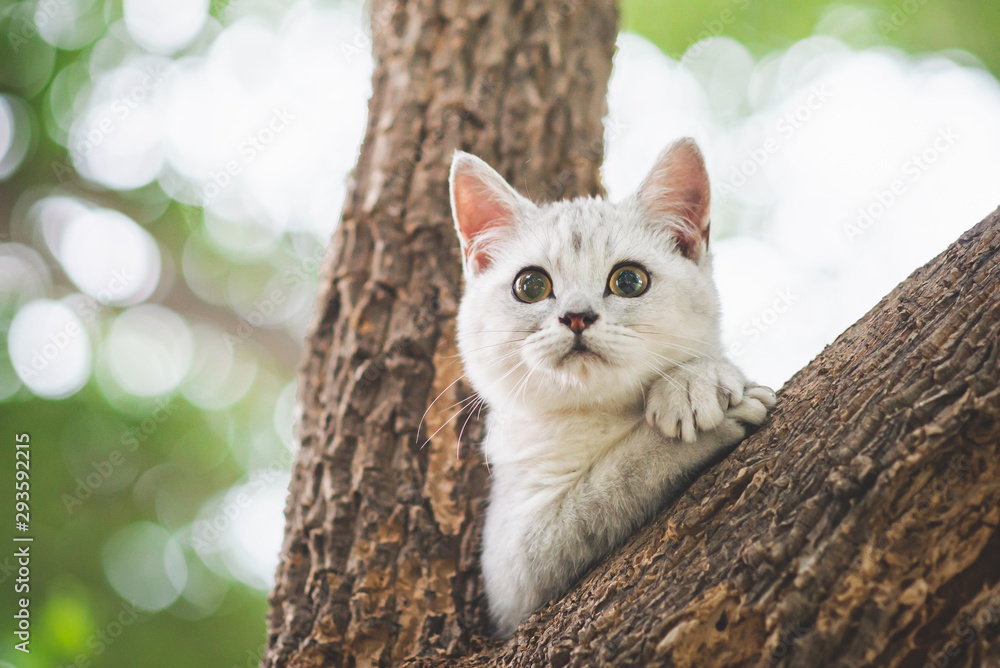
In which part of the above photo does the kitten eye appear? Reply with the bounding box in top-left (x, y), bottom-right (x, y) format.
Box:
top-left (512, 268), bottom-right (552, 303)
top-left (608, 265), bottom-right (649, 298)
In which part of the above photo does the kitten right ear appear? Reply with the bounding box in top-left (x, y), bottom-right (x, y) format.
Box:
top-left (449, 151), bottom-right (527, 274)
top-left (636, 138), bottom-right (712, 261)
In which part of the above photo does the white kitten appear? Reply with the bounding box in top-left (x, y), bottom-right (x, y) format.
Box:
top-left (449, 138), bottom-right (776, 636)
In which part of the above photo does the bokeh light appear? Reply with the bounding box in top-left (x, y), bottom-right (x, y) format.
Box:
top-left (181, 323), bottom-right (258, 410)
top-left (0, 243), bottom-right (52, 326)
top-left (34, 0), bottom-right (107, 51)
top-left (190, 472), bottom-right (290, 591)
top-left (0, 3), bottom-right (57, 98)
top-left (0, 94), bottom-right (31, 180)
top-left (8, 299), bottom-right (91, 398)
top-left (69, 54), bottom-right (171, 189)
top-left (104, 304), bottom-right (193, 397)
top-left (604, 31), bottom-right (1000, 387)
top-left (123, 0), bottom-right (209, 54)
top-left (273, 380), bottom-right (296, 451)
top-left (102, 522), bottom-right (188, 611)
top-left (49, 204), bottom-right (162, 305)
top-left (0, 98), bottom-right (13, 168)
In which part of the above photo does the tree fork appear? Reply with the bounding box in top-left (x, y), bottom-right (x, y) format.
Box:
top-left (264, 0), bottom-right (1000, 663)
top-left (407, 209), bottom-right (1000, 667)
top-left (263, 1), bottom-right (618, 666)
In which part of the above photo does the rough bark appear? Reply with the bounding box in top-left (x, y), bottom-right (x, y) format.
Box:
top-left (263, 1), bottom-right (618, 666)
top-left (405, 209), bottom-right (1000, 668)
top-left (265, 0), bottom-right (1000, 665)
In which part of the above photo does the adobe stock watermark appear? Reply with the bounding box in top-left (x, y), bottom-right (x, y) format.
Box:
top-left (189, 451), bottom-right (292, 553)
top-left (56, 600), bottom-right (143, 668)
top-left (52, 64), bottom-right (171, 183)
top-left (195, 107), bottom-right (296, 205)
top-left (679, 0), bottom-right (751, 65)
top-left (16, 269), bottom-right (135, 382)
top-left (233, 642), bottom-right (269, 668)
top-left (718, 84), bottom-right (834, 195)
top-left (843, 126), bottom-right (958, 244)
top-left (62, 398), bottom-right (175, 514)
top-left (924, 591), bottom-right (1000, 668)
top-left (15, 314), bottom-right (85, 383)
top-left (0, 553), bottom-right (17, 587)
top-left (6, 0), bottom-right (70, 53)
top-left (544, 0), bottom-right (584, 28)
top-left (340, 0), bottom-right (402, 64)
top-left (766, 622), bottom-right (810, 664)
top-left (74, 269), bottom-right (136, 322)
top-left (357, 289), bottom-right (445, 390)
top-left (728, 286), bottom-right (797, 359)
top-left (176, 202), bottom-right (201, 230)
top-left (877, 0), bottom-right (932, 38)
top-left (536, 114), bottom-right (629, 203)
top-left (223, 243), bottom-right (322, 349)
top-left (386, 70), bottom-right (502, 195)
top-left (210, 0), bottom-right (251, 22)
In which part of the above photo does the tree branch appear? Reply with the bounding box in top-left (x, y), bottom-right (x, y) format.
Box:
top-left (410, 208), bottom-right (1000, 667)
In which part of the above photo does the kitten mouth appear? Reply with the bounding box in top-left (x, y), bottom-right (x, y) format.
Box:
top-left (559, 339), bottom-right (605, 364)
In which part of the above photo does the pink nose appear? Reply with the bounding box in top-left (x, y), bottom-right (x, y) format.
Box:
top-left (559, 311), bottom-right (598, 334)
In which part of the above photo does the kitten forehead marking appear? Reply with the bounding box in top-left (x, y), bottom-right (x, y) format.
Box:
top-left (505, 197), bottom-right (673, 288)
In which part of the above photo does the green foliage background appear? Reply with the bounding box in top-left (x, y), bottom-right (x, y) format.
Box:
top-left (0, 1), bottom-right (997, 666)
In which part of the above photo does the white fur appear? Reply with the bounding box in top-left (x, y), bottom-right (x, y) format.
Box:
top-left (450, 146), bottom-right (775, 635)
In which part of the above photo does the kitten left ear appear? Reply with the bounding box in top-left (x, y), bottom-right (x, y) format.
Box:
top-left (635, 138), bottom-right (712, 261)
top-left (449, 151), bottom-right (529, 275)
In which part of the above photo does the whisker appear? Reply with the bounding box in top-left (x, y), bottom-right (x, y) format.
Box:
top-left (640, 357), bottom-right (688, 395)
top-left (417, 371), bottom-right (472, 446)
top-left (627, 330), bottom-right (718, 361)
top-left (440, 337), bottom-right (528, 359)
top-left (473, 329), bottom-right (538, 334)
top-left (424, 348), bottom-right (535, 450)
top-left (420, 393), bottom-right (482, 448)
top-left (499, 363), bottom-right (533, 412)
top-left (512, 364), bottom-right (536, 413)
top-left (456, 395), bottom-right (484, 456)
top-left (629, 328), bottom-right (716, 346)
top-left (629, 327), bottom-right (712, 346)
top-left (477, 399), bottom-right (492, 476)
top-left (642, 350), bottom-right (733, 391)
top-left (657, 342), bottom-right (716, 359)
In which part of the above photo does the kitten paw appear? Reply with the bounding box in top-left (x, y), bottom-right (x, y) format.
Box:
top-left (728, 385), bottom-right (777, 426)
top-left (713, 384), bottom-right (777, 447)
top-left (645, 357), bottom-right (747, 443)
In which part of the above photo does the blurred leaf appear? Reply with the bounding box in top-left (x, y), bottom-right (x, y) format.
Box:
top-left (621, 0), bottom-right (1000, 76)
top-left (42, 590), bottom-right (95, 655)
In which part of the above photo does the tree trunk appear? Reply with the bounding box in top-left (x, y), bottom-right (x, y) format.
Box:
top-left (264, 0), bottom-right (1000, 665)
top-left (262, 1), bottom-right (618, 666)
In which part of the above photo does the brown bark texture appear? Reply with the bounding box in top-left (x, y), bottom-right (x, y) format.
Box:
top-left (263, 0), bottom-right (618, 666)
top-left (406, 210), bottom-right (1000, 667)
top-left (264, 0), bottom-right (1000, 665)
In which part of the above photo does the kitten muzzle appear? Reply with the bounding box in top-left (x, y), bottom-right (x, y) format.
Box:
top-left (558, 311), bottom-right (599, 334)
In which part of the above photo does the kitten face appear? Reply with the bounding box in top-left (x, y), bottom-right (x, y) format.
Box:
top-left (456, 198), bottom-right (720, 412)
top-left (451, 139), bottom-right (721, 413)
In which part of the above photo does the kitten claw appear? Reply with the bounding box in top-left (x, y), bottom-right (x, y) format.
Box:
top-left (718, 389), bottom-right (731, 411)
top-left (746, 385), bottom-right (777, 409)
